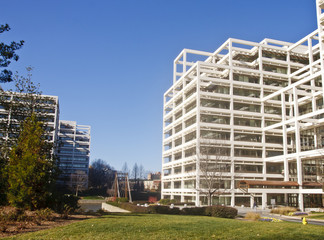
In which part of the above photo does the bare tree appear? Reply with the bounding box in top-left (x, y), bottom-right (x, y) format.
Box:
top-left (121, 162), bottom-right (130, 176)
top-left (70, 170), bottom-right (88, 196)
top-left (198, 139), bottom-right (231, 206)
top-left (132, 163), bottom-right (139, 180)
top-left (139, 164), bottom-right (145, 179)
top-left (88, 159), bottom-right (114, 189)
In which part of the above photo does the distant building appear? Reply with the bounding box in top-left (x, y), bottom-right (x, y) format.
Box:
top-left (57, 120), bottom-right (91, 189)
top-left (147, 172), bottom-right (161, 180)
top-left (0, 91), bottom-right (91, 190)
top-left (0, 91), bottom-right (60, 145)
top-left (144, 172), bottom-right (161, 191)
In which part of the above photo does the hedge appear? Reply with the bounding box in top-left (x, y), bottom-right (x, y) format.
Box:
top-left (181, 207), bottom-right (207, 216)
top-left (118, 202), bottom-right (150, 213)
top-left (205, 206), bottom-right (237, 219)
top-left (109, 202), bottom-right (237, 219)
top-left (148, 205), bottom-right (180, 215)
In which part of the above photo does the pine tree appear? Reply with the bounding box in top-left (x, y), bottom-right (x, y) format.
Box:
top-left (7, 113), bottom-right (57, 210)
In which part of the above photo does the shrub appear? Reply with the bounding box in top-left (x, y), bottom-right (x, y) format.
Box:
top-left (168, 207), bottom-right (181, 215)
top-left (0, 207), bottom-right (24, 221)
top-left (96, 209), bottom-right (107, 215)
top-left (181, 207), bottom-right (207, 216)
top-left (36, 208), bottom-right (55, 221)
top-left (179, 202), bottom-right (195, 206)
top-left (205, 205), bottom-right (238, 219)
top-left (244, 212), bottom-right (260, 221)
top-left (148, 205), bottom-right (170, 214)
top-left (119, 202), bottom-right (149, 213)
top-left (116, 197), bottom-right (128, 203)
top-left (52, 194), bottom-right (80, 214)
top-left (0, 221), bottom-right (7, 232)
top-left (158, 199), bottom-right (176, 205)
top-left (148, 205), bottom-right (180, 214)
top-left (271, 207), bottom-right (297, 215)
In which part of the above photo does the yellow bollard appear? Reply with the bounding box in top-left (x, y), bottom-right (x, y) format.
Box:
top-left (302, 217), bottom-right (308, 225)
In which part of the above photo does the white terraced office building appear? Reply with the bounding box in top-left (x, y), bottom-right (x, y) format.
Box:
top-left (162, 0), bottom-right (324, 210)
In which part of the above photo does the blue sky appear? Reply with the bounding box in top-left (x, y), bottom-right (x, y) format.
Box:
top-left (0, 0), bottom-right (317, 172)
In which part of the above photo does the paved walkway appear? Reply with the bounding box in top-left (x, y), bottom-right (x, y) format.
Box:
top-left (101, 203), bottom-right (130, 213)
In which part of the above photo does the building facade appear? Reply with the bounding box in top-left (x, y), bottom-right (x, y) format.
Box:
top-left (0, 91), bottom-right (91, 190)
top-left (0, 92), bottom-right (60, 145)
top-left (162, 0), bottom-right (324, 210)
top-left (57, 120), bottom-right (91, 189)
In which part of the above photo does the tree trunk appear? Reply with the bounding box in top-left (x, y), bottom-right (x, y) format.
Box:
top-left (208, 193), bottom-right (212, 206)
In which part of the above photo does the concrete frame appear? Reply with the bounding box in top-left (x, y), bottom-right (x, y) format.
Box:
top-left (162, 0), bottom-right (324, 210)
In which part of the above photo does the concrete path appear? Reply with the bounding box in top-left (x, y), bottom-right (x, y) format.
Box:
top-left (101, 203), bottom-right (130, 213)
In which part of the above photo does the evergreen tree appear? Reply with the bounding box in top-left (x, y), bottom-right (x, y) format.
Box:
top-left (0, 69), bottom-right (52, 205)
top-left (7, 113), bottom-right (58, 209)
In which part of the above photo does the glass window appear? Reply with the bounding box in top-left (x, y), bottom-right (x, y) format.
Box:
top-left (234, 133), bottom-right (261, 142)
top-left (201, 99), bottom-right (230, 109)
top-left (233, 88), bottom-right (260, 98)
top-left (201, 130), bottom-right (230, 140)
top-left (201, 114), bottom-right (230, 124)
top-left (234, 148), bottom-right (262, 158)
top-left (234, 118), bottom-right (261, 127)
top-left (233, 74), bottom-right (259, 84)
top-left (234, 103), bottom-right (260, 113)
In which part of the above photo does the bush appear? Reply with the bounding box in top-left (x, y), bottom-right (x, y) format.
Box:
top-left (96, 209), bottom-right (107, 215)
top-left (35, 208), bottom-right (55, 221)
top-left (271, 207), bottom-right (297, 215)
top-left (179, 202), bottom-right (196, 206)
top-left (119, 202), bottom-right (150, 213)
top-left (51, 194), bottom-right (80, 215)
top-left (0, 207), bottom-right (24, 221)
top-left (181, 207), bottom-right (207, 216)
top-left (168, 207), bottom-right (181, 215)
top-left (148, 205), bottom-right (180, 214)
top-left (0, 221), bottom-right (7, 232)
top-left (148, 205), bottom-right (170, 214)
top-left (244, 212), bottom-right (260, 221)
top-left (205, 205), bottom-right (238, 219)
top-left (158, 199), bottom-right (176, 205)
top-left (116, 197), bottom-right (128, 203)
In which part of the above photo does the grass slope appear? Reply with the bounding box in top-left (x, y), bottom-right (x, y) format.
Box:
top-left (308, 213), bottom-right (324, 220)
top-left (4, 213), bottom-right (324, 240)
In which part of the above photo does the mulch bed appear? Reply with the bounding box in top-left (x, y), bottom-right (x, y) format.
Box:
top-left (0, 206), bottom-right (98, 238)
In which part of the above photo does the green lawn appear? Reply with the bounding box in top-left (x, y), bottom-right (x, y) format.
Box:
top-left (4, 213), bottom-right (324, 240)
top-left (308, 212), bottom-right (324, 220)
top-left (80, 196), bottom-right (105, 200)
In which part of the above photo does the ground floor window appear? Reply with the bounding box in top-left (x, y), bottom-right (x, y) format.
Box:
top-left (173, 195), bottom-right (181, 203)
top-left (304, 194), bottom-right (324, 208)
top-left (184, 196), bottom-right (196, 203)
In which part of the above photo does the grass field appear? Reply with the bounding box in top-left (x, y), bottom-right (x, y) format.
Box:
top-left (4, 213), bottom-right (324, 240)
top-left (80, 196), bottom-right (105, 200)
top-left (308, 212), bottom-right (324, 220)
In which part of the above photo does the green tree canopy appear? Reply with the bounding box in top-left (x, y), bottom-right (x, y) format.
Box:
top-left (7, 113), bottom-right (58, 210)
